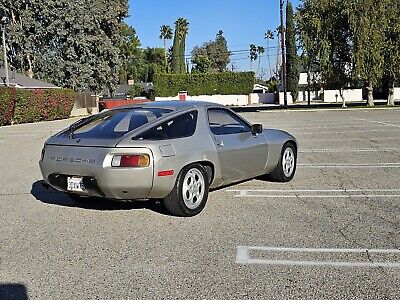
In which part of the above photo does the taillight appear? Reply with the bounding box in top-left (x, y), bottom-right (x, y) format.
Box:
top-left (111, 154), bottom-right (150, 168)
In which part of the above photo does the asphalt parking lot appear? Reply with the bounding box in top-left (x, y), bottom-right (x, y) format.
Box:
top-left (0, 107), bottom-right (399, 299)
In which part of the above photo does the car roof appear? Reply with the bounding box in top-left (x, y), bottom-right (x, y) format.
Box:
top-left (115, 100), bottom-right (224, 111)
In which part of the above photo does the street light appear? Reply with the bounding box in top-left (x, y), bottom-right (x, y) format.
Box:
top-left (0, 16), bottom-right (9, 87)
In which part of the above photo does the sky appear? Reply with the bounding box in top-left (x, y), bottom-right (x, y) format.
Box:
top-left (126, 0), bottom-right (301, 74)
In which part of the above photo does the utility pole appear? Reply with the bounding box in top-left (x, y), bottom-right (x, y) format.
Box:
top-left (1, 17), bottom-right (9, 87)
top-left (280, 0), bottom-right (287, 106)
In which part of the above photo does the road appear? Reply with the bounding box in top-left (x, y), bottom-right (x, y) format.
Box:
top-left (0, 108), bottom-right (399, 299)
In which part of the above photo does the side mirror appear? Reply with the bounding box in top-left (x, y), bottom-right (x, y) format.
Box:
top-left (251, 124), bottom-right (263, 135)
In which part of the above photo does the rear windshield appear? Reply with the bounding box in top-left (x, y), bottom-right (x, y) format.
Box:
top-left (67, 108), bottom-right (173, 139)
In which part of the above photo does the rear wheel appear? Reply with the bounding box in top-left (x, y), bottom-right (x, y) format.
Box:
top-left (163, 164), bottom-right (209, 217)
top-left (267, 142), bottom-right (297, 182)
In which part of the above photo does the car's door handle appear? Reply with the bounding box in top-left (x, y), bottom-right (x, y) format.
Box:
top-left (216, 140), bottom-right (224, 147)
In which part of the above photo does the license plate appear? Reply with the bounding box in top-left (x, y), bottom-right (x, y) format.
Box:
top-left (67, 177), bottom-right (85, 192)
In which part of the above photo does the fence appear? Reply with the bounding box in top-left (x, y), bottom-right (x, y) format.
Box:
top-left (74, 92), bottom-right (97, 109)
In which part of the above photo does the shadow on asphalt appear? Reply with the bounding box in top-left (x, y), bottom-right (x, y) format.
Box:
top-left (31, 180), bottom-right (171, 215)
top-left (0, 283), bottom-right (29, 300)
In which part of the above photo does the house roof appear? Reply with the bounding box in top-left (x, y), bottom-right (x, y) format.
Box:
top-left (0, 68), bottom-right (59, 89)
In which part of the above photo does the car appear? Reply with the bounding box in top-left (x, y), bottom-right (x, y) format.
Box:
top-left (39, 101), bottom-right (297, 217)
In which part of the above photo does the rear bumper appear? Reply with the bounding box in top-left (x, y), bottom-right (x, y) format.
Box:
top-left (47, 174), bottom-right (106, 197)
top-left (39, 146), bottom-right (154, 199)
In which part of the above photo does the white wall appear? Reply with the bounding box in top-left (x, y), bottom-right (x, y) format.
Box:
top-left (278, 92), bottom-right (294, 105)
top-left (299, 73), bottom-right (308, 86)
top-left (155, 93), bottom-right (278, 106)
top-left (323, 89), bottom-right (363, 103)
top-left (250, 93), bottom-right (275, 104)
top-left (155, 95), bottom-right (250, 106)
top-left (394, 88), bottom-right (400, 100)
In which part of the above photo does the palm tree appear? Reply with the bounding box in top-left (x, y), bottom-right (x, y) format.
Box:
top-left (159, 25), bottom-right (173, 72)
top-left (264, 30), bottom-right (274, 79)
top-left (249, 44), bottom-right (258, 71)
top-left (257, 46), bottom-right (265, 78)
top-left (275, 28), bottom-right (283, 77)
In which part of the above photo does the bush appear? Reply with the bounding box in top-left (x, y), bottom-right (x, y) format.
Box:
top-left (129, 83), bottom-right (145, 98)
top-left (153, 72), bottom-right (255, 97)
top-left (0, 87), bottom-right (16, 126)
top-left (0, 88), bottom-right (75, 125)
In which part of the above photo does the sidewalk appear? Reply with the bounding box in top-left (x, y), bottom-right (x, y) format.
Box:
top-left (232, 99), bottom-right (400, 112)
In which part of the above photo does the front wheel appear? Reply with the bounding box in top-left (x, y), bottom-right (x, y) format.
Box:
top-left (163, 164), bottom-right (209, 217)
top-left (267, 142), bottom-right (297, 182)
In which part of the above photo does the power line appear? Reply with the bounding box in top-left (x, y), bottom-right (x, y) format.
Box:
top-left (184, 46), bottom-right (280, 58)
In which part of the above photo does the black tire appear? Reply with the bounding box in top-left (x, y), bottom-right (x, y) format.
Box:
top-left (163, 164), bottom-right (209, 217)
top-left (267, 142), bottom-right (297, 182)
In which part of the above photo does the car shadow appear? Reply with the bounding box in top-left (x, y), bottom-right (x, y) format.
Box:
top-left (0, 283), bottom-right (28, 300)
top-left (31, 180), bottom-right (171, 215)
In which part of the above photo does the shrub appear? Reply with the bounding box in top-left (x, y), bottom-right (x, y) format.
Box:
top-left (153, 72), bottom-right (255, 97)
top-left (0, 87), bottom-right (16, 126)
top-left (129, 83), bottom-right (145, 98)
top-left (0, 88), bottom-right (75, 125)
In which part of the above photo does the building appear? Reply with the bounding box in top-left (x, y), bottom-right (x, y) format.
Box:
top-left (0, 68), bottom-right (59, 89)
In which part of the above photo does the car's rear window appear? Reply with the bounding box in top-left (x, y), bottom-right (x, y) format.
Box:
top-left (67, 108), bottom-right (173, 139)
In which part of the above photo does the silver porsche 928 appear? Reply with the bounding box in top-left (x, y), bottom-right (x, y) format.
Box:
top-left (40, 101), bottom-right (297, 217)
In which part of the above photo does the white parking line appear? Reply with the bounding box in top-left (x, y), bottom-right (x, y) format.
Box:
top-left (236, 246), bottom-right (400, 268)
top-left (228, 189), bottom-right (400, 198)
top-left (0, 129), bottom-right (64, 134)
top-left (0, 133), bottom-right (40, 138)
top-left (301, 137), bottom-right (400, 142)
top-left (294, 129), bottom-right (400, 135)
top-left (235, 194), bottom-right (400, 199)
top-left (300, 148), bottom-right (400, 153)
top-left (228, 189), bottom-right (400, 193)
top-left (350, 117), bottom-right (400, 128)
top-left (299, 163), bottom-right (400, 168)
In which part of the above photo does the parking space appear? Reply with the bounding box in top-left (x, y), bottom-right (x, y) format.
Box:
top-left (0, 108), bottom-right (399, 299)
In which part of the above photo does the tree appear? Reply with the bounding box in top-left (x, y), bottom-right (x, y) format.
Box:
top-left (286, 2), bottom-right (299, 101)
top-left (296, 1), bottom-right (320, 104)
top-left (118, 23), bottom-right (142, 84)
top-left (264, 30), bottom-right (274, 79)
top-left (171, 18), bottom-right (189, 74)
top-left (191, 30), bottom-right (231, 73)
top-left (383, 1), bottom-right (400, 106)
top-left (1, 0), bottom-right (128, 93)
top-left (159, 25), bottom-right (173, 72)
top-left (213, 30), bottom-right (231, 71)
top-left (249, 44), bottom-right (258, 71)
top-left (348, 0), bottom-right (386, 106)
top-left (256, 46), bottom-right (265, 78)
top-left (142, 47), bottom-right (165, 82)
top-left (297, 0), bottom-right (353, 102)
top-left (191, 55), bottom-right (212, 73)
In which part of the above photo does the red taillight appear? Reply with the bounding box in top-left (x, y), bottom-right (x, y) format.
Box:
top-left (121, 155), bottom-right (140, 167)
top-left (112, 154), bottom-right (150, 168)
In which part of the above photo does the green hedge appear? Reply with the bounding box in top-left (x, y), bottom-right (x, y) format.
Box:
top-left (0, 88), bottom-right (16, 126)
top-left (0, 87), bottom-right (75, 126)
top-left (153, 72), bottom-right (255, 97)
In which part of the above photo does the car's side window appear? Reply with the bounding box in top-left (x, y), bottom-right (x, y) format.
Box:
top-left (208, 108), bottom-right (251, 135)
top-left (135, 111), bottom-right (198, 140)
